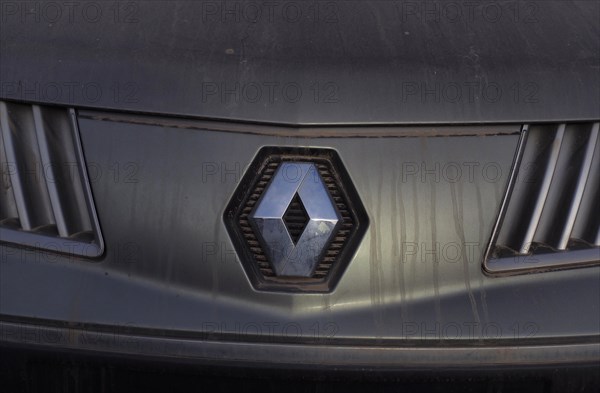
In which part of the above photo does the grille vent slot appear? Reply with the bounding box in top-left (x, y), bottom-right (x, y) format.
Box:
top-left (0, 101), bottom-right (103, 257)
top-left (485, 122), bottom-right (599, 273)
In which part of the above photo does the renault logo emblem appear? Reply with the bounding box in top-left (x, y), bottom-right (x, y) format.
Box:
top-left (224, 147), bottom-right (368, 293)
top-left (250, 162), bottom-right (341, 277)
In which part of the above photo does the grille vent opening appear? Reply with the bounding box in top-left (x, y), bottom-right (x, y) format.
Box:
top-left (0, 101), bottom-right (103, 257)
top-left (485, 122), bottom-right (599, 273)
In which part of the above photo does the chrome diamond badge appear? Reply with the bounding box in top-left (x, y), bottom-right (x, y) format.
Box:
top-left (250, 162), bottom-right (341, 277)
top-left (224, 147), bottom-right (368, 292)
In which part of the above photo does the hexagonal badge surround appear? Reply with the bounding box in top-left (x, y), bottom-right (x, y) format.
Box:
top-left (224, 147), bottom-right (369, 293)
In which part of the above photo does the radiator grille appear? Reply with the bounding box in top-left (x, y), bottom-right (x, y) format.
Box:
top-left (485, 122), bottom-right (600, 273)
top-left (0, 101), bottom-right (103, 257)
